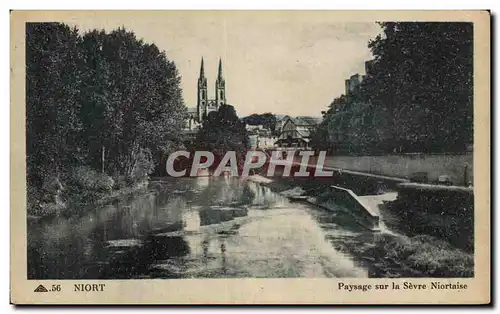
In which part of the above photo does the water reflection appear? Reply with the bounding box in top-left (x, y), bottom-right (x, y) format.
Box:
top-left (199, 207), bottom-right (248, 226)
top-left (182, 211), bottom-right (201, 231)
top-left (28, 176), bottom-right (374, 279)
top-left (247, 181), bottom-right (287, 208)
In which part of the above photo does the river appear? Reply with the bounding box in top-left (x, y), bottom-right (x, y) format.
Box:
top-left (28, 175), bottom-right (395, 279)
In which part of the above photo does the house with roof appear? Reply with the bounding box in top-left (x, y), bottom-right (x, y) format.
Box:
top-left (274, 116), bottom-right (320, 149)
top-left (275, 115), bottom-right (290, 134)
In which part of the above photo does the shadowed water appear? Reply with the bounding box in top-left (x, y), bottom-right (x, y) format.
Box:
top-left (28, 176), bottom-right (388, 279)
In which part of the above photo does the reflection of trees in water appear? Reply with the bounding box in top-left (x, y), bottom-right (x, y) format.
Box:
top-left (247, 181), bottom-right (286, 208)
top-left (220, 239), bottom-right (227, 275)
top-left (145, 236), bottom-right (190, 260)
top-left (152, 177), bottom-right (262, 209)
top-left (192, 177), bottom-right (254, 207)
top-left (202, 237), bottom-right (209, 265)
top-left (199, 236), bottom-right (228, 276)
top-left (101, 178), bottom-right (251, 277)
top-left (182, 210), bottom-right (201, 231)
top-left (28, 207), bottom-right (120, 279)
top-left (28, 229), bottom-right (86, 279)
top-left (28, 177), bottom-right (281, 279)
top-left (92, 193), bottom-right (158, 241)
top-left (240, 184), bottom-right (256, 204)
top-left (198, 208), bottom-right (248, 226)
top-left (195, 174), bottom-right (210, 189)
top-left (100, 235), bottom-right (191, 279)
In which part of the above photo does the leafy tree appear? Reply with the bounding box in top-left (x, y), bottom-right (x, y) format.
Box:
top-left (26, 23), bottom-right (84, 186)
top-left (241, 113), bottom-right (277, 132)
top-left (87, 28), bottom-right (186, 179)
top-left (309, 120), bottom-right (330, 153)
top-left (196, 105), bottom-right (249, 170)
top-left (313, 22), bottom-right (473, 155)
top-left (366, 22), bottom-right (473, 152)
top-left (26, 22), bottom-right (187, 203)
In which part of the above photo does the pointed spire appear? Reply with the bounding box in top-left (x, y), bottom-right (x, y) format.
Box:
top-left (217, 58), bottom-right (223, 80)
top-left (200, 57), bottom-right (205, 78)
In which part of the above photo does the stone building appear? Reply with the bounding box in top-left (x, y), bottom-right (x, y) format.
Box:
top-left (195, 57), bottom-right (227, 122)
top-left (275, 116), bottom-right (320, 149)
top-left (184, 57), bottom-right (229, 129)
top-left (344, 73), bottom-right (364, 96)
top-left (184, 58), bottom-right (229, 143)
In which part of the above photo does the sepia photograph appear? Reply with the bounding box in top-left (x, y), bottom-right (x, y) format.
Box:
top-left (10, 10), bottom-right (490, 304)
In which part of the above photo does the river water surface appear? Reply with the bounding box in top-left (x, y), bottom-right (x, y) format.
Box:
top-left (28, 176), bottom-right (392, 279)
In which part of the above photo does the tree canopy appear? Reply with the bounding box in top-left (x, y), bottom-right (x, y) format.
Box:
top-left (241, 113), bottom-right (277, 132)
top-left (312, 22), bottom-right (473, 155)
top-left (196, 105), bottom-right (249, 170)
top-left (26, 23), bottom-right (186, 189)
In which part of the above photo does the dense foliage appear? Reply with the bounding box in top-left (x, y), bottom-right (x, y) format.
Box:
top-left (196, 105), bottom-right (249, 171)
top-left (241, 113), bottom-right (277, 133)
top-left (311, 22), bottom-right (473, 155)
top-left (26, 23), bottom-right (186, 206)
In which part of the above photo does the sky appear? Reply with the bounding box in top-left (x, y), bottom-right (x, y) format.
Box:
top-left (62, 11), bottom-right (382, 117)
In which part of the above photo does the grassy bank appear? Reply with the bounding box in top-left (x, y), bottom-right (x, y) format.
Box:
top-left (27, 166), bottom-right (150, 218)
top-left (382, 183), bottom-right (474, 252)
top-left (367, 233), bottom-right (473, 277)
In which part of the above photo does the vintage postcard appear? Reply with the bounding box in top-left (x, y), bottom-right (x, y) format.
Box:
top-left (10, 10), bottom-right (490, 304)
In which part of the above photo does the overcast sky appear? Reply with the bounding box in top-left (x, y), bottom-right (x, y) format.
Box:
top-left (63, 11), bottom-right (382, 117)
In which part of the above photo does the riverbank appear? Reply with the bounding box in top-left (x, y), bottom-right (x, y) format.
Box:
top-left (27, 179), bottom-right (149, 219)
top-left (249, 174), bottom-right (474, 277)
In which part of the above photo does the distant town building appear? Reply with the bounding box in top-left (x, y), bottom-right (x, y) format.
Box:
top-left (345, 73), bottom-right (364, 96)
top-left (248, 134), bottom-right (277, 150)
top-left (275, 115), bottom-right (290, 134)
top-left (246, 124), bottom-right (277, 149)
top-left (275, 116), bottom-right (320, 149)
top-left (246, 124), bottom-right (265, 132)
top-left (364, 59), bottom-right (376, 77)
top-left (185, 107), bottom-right (199, 130)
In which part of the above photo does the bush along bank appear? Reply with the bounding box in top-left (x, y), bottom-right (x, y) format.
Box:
top-left (27, 165), bottom-right (150, 218)
top-left (366, 233), bottom-right (473, 278)
top-left (383, 182), bottom-right (474, 253)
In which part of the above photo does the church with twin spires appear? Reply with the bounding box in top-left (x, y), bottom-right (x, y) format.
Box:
top-left (186, 58), bottom-right (227, 127)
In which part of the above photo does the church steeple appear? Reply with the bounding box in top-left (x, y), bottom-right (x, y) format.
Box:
top-left (215, 58), bottom-right (226, 107)
top-left (197, 57), bottom-right (208, 122)
top-left (200, 57), bottom-right (205, 78)
top-left (217, 58), bottom-right (223, 80)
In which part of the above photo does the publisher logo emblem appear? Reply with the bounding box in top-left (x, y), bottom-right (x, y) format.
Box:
top-left (34, 285), bottom-right (48, 293)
